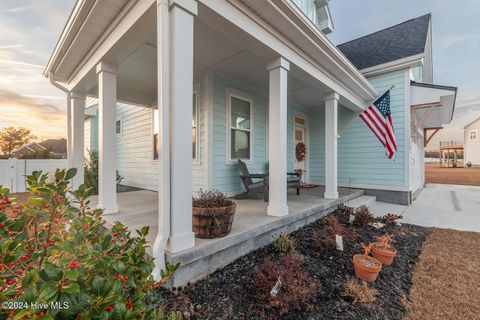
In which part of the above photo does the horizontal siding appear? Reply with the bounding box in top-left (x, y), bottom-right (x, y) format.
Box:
top-left (307, 109), bottom-right (325, 184)
top-left (338, 70), bottom-right (407, 187)
top-left (212, 75), bottom-right (268, 195)
top-left (86, 82), bottom-right (205, 193)
top-left (115, 103), bottom-right (159, 191)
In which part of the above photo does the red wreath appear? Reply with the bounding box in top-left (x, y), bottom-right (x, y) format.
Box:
top-left (295, 142), bottom-right (306, 162)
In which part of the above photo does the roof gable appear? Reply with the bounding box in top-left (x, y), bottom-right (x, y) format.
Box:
top-left (464, 117), bottom-right (480, 129)
top-left (337, 14), bottom-right (431, 70)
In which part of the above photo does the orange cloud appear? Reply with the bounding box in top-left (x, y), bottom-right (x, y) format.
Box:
top-left (0, 88), bottom-right (66, 139)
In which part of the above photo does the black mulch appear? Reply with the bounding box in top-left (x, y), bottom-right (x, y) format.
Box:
top-left (155, 211), bottom-right (429, 320)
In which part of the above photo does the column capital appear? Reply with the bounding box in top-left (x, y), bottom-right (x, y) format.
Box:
top-left (267, 56), bottom-right (290, 72)
top-left (70, 92), bottom-right (86, 100)
top-left (324, 92), bottom-right (340, 102)
top-left (169, 0), bottom-right (198, 15)
top-left (96, 61), bottom-right (118, 75)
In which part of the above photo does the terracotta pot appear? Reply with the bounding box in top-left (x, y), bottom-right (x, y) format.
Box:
top-left (352, 254), bottom-right (382, 282)
top-left (371, 242), bottom-right (397, 266)
top-left (192, 200), bottom-right (236, 239)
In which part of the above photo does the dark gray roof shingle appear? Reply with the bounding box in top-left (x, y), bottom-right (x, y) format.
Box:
top-left (337, 14), bottom-right (431, 70)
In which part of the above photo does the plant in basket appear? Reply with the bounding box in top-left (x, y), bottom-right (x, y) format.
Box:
top-left (371, 234), bottom-right (397, 266)
top-left (352, 243), bottom-right (382, 282)
top-left (192, 190), bottom-right (236, 239)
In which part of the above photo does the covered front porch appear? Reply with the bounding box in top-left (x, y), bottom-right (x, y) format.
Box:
top-left (91, 186), bottom-right (364, 286)
top-left (47, 0), bottom-right (377, 282)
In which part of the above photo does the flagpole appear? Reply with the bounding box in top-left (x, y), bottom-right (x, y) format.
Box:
top-left (337, 84), bottom-right (396, 138)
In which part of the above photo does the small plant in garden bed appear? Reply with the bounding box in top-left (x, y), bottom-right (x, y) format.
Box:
top-left (353, 205), bottom-right (374, 227)
top-left (382, 213), bottom-right (402, 224)
top-left (255, 253), bottom-right (318, 315)
top-left (352, 243), bottom-right (382, 282)
top-left (342, 277), bottom-right (378, 304)
top-left (0, 169), bottom-right (177, 319)
top-left (312, 215), bottom-right (357, 252)
top-left (274, 234), bottom-right (295, 253)
top-left (371, 234), bottom-right (397, 266)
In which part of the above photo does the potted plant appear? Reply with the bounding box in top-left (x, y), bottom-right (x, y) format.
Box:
top-left (352, 243), bottom-right (382, 282)
top-left (371, 234), bottom-right (397, 266)
top-left (192, 190), bottom-right (236, 239)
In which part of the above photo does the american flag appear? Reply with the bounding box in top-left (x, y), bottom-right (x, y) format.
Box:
top-left (359, 90), bottom-right (397, 159)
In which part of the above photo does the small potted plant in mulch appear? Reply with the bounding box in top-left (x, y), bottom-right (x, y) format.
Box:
top-left (192, 190), bottom-right (236, 239)
top-left (371, 234), bottom-right (397, 266)
top-left (352, 243), bottom-right (382, 282)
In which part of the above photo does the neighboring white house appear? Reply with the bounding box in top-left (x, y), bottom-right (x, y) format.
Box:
top-left (463, 117), bottom-right (480, 166)
top-left (44, 0), bottom-right (456, 283)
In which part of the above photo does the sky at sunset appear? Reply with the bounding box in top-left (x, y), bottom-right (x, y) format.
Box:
top-left (0, 0), bottom-right (479, 146)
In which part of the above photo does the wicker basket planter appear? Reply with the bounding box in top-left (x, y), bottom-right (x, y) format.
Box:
top-left (192, 200), bottom-right (237, 239)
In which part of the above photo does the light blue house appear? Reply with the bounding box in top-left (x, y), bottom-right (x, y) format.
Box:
top-left (83, 13), bottom-right (456, 204)
top-left (47, 0), bottom-right (456, 284)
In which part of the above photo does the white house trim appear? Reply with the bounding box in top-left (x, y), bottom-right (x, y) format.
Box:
top-left (292, 111), bottom-right (310, 183)
top-left (201, 0), bottom-right (376, 110)
top-left (267, 56), bottom-right (290, 217)
top-left (324, 92), bottom-right (339, 199)
top-left (204, 72), bottom-right (214, 190)
top-left (404, 69), bottom-right (411, 188)
top-left (226, 87), bottom-right (255, 164)
top-left (361, 54), bottom-right (425, 77)
top-left (192, 83), bottom-right (201, 165)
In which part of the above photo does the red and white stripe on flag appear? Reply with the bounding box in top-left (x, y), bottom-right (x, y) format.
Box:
top-left (359, 105), bottom-right (397, 159)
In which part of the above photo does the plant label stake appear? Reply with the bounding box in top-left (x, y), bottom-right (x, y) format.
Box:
top-left (270, 276), bottom-right (282, 297)
top-left (335, 235), bottom-right (344, 251)
top-left (348, 214), bottom-right (355, 224)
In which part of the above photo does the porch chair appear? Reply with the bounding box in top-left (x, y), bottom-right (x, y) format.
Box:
top-left (236, 159), bottom-right (301, 202)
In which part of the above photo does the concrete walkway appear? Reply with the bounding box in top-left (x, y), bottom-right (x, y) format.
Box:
top-left (369, 184), bottom-right (480, 232)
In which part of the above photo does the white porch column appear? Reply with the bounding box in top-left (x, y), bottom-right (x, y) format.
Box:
top-left (166, 0), bottom-right (197, 253)
top-left (324, 92), bottom-right (339, 199)
top-left (70, 92), bottom-right (85, 190)
top-left (96, 62), bottom-right (118, 214)
top-left (66, 95), bottom-right (73, 169)
top-left (267, 57), bottom-right (290, 217)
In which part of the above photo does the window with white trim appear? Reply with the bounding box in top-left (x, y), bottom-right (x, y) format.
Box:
top-left (470, 130), bottom-right (477, 140)
top-left (115, 115), bottom-right (122, 137)
top-left (228, 94), bottom-right (252, 161)
top-left (153, 92), bottom-right (198, 160)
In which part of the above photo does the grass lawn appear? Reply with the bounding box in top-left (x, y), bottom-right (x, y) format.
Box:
top-left (403, 228), bottom-right (480, 320)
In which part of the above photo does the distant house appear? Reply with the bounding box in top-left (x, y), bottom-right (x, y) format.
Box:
top-left (464, 117), bottom-right (480, 166)
top-left (12, 139), bottom-right (67, 159)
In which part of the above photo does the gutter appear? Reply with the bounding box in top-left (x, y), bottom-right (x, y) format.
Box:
top-left (152, 0), bottom-right (170, 280)
top-left (49, 72), bottom-right (72, 168)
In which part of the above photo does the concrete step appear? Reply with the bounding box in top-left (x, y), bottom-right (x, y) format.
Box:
top-left (345, 195), bottom-right (377, 209)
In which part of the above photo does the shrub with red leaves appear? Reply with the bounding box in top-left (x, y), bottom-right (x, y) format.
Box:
top-left (323, 216), bottom-right (358, 243)
top-left (255, 253), bottom-right (317, 315)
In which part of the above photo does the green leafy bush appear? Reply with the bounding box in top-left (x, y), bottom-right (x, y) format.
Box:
top-left (274, 234), bottom-right (295, 253)
top-left (0, 169), bottom-right (178, 319)
top-left (84, 149), bottom-right (123, 195)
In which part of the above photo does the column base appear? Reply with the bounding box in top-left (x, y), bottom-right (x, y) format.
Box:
top-left (267, 204), bottom-right (289, 217)
top-left (96, 203), bottom-right (119, 215)
top-left (166, 232), bottom-right (195, 253)
top-left (324, 191), bottom-right (339, 200)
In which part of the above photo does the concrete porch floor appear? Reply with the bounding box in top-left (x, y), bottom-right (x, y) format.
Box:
top-left (90, 186), bottom-right (364, 286)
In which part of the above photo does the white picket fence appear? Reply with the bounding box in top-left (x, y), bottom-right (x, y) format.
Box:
top-left (0, 159), bottom-right (68, 193)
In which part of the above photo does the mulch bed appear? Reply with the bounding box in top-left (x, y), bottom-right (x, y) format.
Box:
top-left (155, 212), bottom-right (429, 319)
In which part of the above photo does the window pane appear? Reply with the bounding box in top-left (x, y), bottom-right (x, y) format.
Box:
top-left (231, 129), bottom-right (250, 159)
top-left (116, 120), bottom-right (121, 134)
top-left (153, 133), bottom-right (159, 160)
top-left (192, 127), bottom-right (197, 159)
top-left (192, 93), bottom-right (197, 127)
top-left (153, 109), bottom-right (159, 134)
top-left (295, 116), bottom-right (305, 126)
top-left (231, 97), bottom-right (250, 129)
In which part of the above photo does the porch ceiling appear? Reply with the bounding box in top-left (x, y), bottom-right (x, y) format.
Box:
top-left (82, 6), bottom-right (335, 109)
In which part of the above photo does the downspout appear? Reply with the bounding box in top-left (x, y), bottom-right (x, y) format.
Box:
top-left (152, 0), bottom-right (170, 280)
top-left (49, 72), bottom-right (72, 168)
